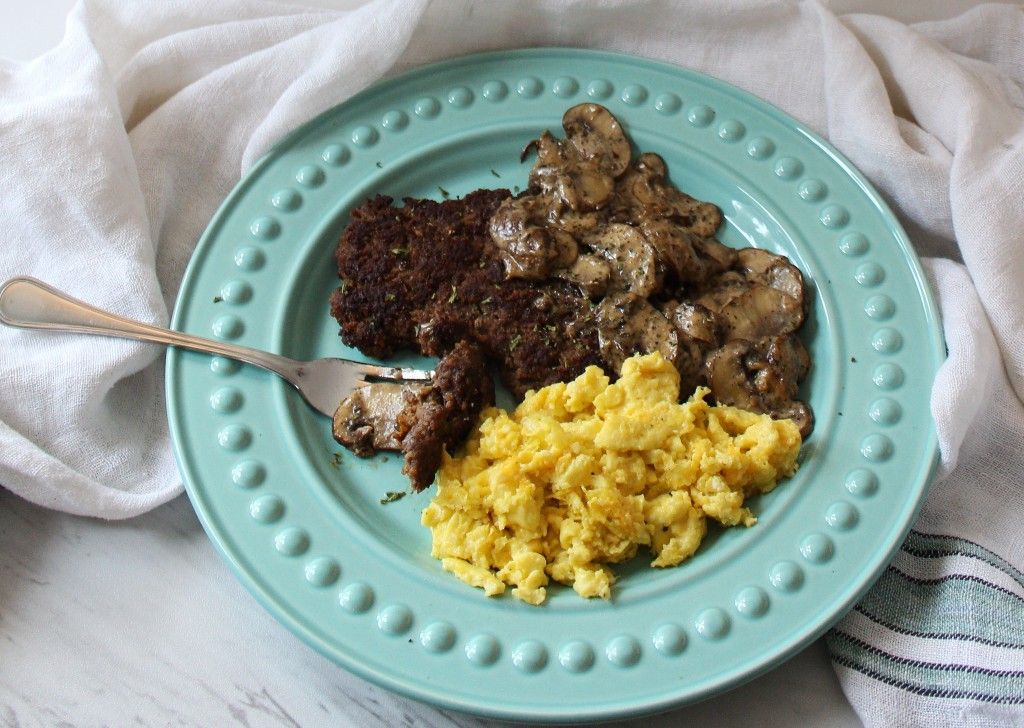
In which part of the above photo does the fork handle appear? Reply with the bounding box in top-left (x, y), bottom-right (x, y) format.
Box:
top-left (0, 276), bottom-right (305, 381)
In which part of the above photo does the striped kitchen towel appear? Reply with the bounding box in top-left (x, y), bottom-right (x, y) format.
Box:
top-left (827, 253), bottom-right (1024, 725)
top-left (830, 532), bottom-right (1024, 710)
top-left (809, 6), bottom-right (1024, 725)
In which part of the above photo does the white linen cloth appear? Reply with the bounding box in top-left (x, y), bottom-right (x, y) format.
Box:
top-left (1, 0), bottom-right (1022, 724)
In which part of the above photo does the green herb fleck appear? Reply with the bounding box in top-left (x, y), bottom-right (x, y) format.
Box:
top-left (448, 285), bottom-right (457, 304)
top-left (509, 334), bottom-right (522, 352)
top-left (375, 161), bottom-right (383, 168)
top-left (212, 296), bottom-right (223, 303)
top-left (438, 186), bottom-right (450, 199)
top-left (385, 293), bottom-right (396, 302)
top-left (390, 247), bottom-right (408, 257)
top-left (546, 324), bottom-right (557, 335)
top-left (330, 452), bottom-right (343, 469)
top-left (380, 491), bottom-right (406, 504)
top-left (490, 169), bottom-right (501, 178)
top-left (338, 280), bottom-right (348, 295)
top-left (481, 296), bottom-right (493, 305)
top-left (478, 260), bottom-right (486, 268)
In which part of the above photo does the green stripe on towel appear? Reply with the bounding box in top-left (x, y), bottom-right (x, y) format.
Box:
top-left (827, 630), bottom-right (1024, 704)
top-left (856, 567), bottom-right (1024, 647)
top-left (854, 605), bottom-right (1024, 649)
top-left (905, 531), bottom-right (1024, 588)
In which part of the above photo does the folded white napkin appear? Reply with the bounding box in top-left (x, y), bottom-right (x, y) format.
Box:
top-left (1, 0), bottom-right (1021, 724)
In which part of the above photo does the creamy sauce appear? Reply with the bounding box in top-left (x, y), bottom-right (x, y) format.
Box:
top-left (595, 293), bottom-right (678, 373)
top-left (486, 103), bottom-right (814, 435)
top-left (488, 103), bottom-right (725, 374)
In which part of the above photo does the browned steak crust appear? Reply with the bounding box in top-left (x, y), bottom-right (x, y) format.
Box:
top-left (395, 341), bottom-right (494, 492)
top-left (330, 190), bottom-right (508, 359)
top-left (330, 191), bottom-right (602, 399)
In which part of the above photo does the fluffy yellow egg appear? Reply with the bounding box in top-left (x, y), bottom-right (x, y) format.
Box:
top-left (421, 352), bottom-right (802, 605)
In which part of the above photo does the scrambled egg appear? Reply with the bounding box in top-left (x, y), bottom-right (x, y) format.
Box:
top-left (421, 352), bottom-right (801, 605)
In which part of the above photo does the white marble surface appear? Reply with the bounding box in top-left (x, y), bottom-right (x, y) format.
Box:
top-left (0, 0), bottom-right (988, 725)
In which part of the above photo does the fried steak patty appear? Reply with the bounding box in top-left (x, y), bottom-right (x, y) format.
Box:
top-left (330, 190), bottom-right (602, 400)
top-left (395, 341), bottom-right (494, 492)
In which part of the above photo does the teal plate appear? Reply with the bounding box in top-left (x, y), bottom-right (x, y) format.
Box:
top-left (167, 49), bottom-right (943, 722)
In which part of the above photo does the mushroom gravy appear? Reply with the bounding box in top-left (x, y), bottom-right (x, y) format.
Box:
top-left (489, 103), bottom-right (813, 434)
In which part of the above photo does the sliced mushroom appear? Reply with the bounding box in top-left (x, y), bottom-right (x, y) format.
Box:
top-left (526, 122), bottom-right (617, 213)
top-left (692, 237), bottom-right (737, 278)
top-left (554, 253), bottom-right (611, 297)
top-left (618, 154), bottom-right (674, 212)
top-left (674, 339), bottom-right (706, 396)
top-left (694, 247), bottom-right (805, 339)
top-left (735, 248), bottom-right (805, 307)
top-left (613, 152), bottom-right (722, 237)
top-left (489, 196), bottom-right (529, 243)
top-left (615, 164), bottom-right (661, 210)
top-left (669, 301), bottom-right (721, 348)
top-left (562, 103), bottom-right (631, 177)
top-left (594, 293), bottom-right (678, 374)
top-left (585, 223), bottom-right (658, 296)
top-left (704, 336), bottom-right (812, 436)
top-left (661, 300), bottom-right (721, 394)
top-left (768, 400), bottom-right (813, 436)
top-left (489, 197), bottom-right (578, 280)
top-left (525, 131), bottom-right (573, 207)
top-left (549, 228), bottom-right (579, 269)
top-left (662, 189), bottom-right (722, 238)
top-left (333, 382), bottom-right (424, 455)
top-left (499, 227), bottom-right (554, 280)
top-left (521, 130), bottom-right (566, 168)
top-left (639, 219), bottom-right (706, 284)
top-left (566, 163), bottom-right (616, 211)
top-left (531, 160), bottom-right (614, 213)
top-left (705, 341), bottom-right (761, 410)
top-left (750, 335), bottom-right (813, 435)
top-left (635, 152), bottom-right (667, 178)
top-left (549, 210), bottom-right (600, 236)
top-left (710, 284), bottom-right (804, 340)
top-left (694, 274), bottom-right (748, 316)
top-left (750, 335), bottom-right (810, 399)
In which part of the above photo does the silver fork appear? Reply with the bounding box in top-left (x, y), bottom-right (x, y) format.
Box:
top-left (0, 277), bottom-right (432, 417)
